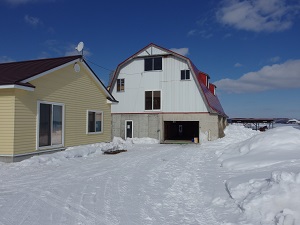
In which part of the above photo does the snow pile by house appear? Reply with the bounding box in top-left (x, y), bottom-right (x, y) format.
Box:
top-left (216, 125), bottom-right (300, 225)
top-left (18, 137), bottom-right (159, 167)
top-left (124, 137), bottom-right (160, 145)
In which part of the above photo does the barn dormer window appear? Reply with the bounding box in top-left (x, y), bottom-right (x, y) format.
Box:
top-left (181, 70), bottom-right (190, 80)
top-left (144, 57), bottom-right (162, 71)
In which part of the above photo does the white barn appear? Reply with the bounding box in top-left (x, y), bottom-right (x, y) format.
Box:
top-left (109, 43), bottom-right (227, 142)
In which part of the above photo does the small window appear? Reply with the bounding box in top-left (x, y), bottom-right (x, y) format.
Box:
top-left (181, 70), bottom-right (190, 80)
top-left (144, 57), bottom-right (162, 71)
top-left (87, 111), bottom-right (103, 133)
top-left (145, 91), bottom-right (161, 110)
top-left (117, 78), bottom-right (125, 92)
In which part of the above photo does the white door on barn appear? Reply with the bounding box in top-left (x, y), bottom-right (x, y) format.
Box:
top-left (125, 120), bottom-right (133, 139)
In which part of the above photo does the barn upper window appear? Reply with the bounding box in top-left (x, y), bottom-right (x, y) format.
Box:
top-left (144, 57), bottom-right (162, 71)
top-left (181, 70), bottom-right (190, 80)
top-left (145, 90), bottom-right (161, 110)
top-left (117, 78), bottom-right (125, 92)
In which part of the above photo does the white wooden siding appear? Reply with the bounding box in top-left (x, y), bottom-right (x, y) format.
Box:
top-left (111, 54), bottom-right (208, 113)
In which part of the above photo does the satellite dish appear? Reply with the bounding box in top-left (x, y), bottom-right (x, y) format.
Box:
top-left (74, 63), bottom-right (80, 72)
top-left (75, 41), bottom-right (84, 53)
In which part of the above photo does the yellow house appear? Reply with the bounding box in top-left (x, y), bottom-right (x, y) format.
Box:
top-left (0, 55), bottom-right (117, 162)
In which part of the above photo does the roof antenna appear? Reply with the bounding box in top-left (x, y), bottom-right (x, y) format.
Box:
top-left (75, 41), bottom-right (84, 59)
top-left (74, 41), bottom-right (84, 72)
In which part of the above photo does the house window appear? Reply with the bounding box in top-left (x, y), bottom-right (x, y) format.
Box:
top-left (38, 101), bottom-right (64, 148)
top-left (144, 57), bottom-right (162, 71)
top-left (181, 70), bottom-right (190, 80)
top-left (145, 90), bottom-right (161, 110)
top-left (87, 111), bottom-right (103, 133)
top-left (117, 78), bottom-right (125, 92)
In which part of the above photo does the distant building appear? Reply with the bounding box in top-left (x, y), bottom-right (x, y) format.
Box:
top-left (109, 43), bottom-right (227, 142)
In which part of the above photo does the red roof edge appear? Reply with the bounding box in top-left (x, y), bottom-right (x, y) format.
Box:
top-left (192, 64), bottom-right (227, 117)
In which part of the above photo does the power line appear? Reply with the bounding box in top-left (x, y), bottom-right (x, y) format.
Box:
top-left (84, 57), bottom-right (141, 76)
top-left (84, 58), bottom-right (114, 73)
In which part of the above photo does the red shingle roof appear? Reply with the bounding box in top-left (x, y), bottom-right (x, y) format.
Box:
top-left (0, 55), bottom-right (81, 86)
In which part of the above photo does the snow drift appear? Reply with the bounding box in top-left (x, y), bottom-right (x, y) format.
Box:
top-left (216, 125), bottom-right (300, 225)
top-left (218, 126), bottom-right (300, 170)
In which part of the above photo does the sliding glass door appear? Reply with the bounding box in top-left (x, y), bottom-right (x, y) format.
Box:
top-left (38, 102), bottom-right (64, 148)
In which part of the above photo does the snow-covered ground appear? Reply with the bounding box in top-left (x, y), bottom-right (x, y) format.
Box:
top-left (0, 124), bottom-right (300, 225)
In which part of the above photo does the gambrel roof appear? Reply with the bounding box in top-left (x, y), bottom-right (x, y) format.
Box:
top-left (109, 43), bottom-right (227, 117)
top-left (0, 55), bottom-right (117, 102)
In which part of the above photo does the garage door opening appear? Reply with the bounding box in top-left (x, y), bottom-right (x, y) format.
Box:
top-left (164, 121), bottom-right (199, 141)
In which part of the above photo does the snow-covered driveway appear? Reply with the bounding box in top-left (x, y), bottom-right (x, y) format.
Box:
top-left (3, 124), bottom-right (299, 225)
top-left (0, 143), bottom-right (226, 225)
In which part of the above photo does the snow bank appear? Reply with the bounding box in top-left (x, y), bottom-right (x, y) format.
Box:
top-left (216, 125), bottom-right (300, 225)
top-left (214, 124), bottom-right (260, 157)
top-left (17, 137), bottom-right (159, 167)
top-left (124, 137), bottom-right (159, 144)
top-left (18, 142), bottom-right (124, 167)
top-left (227, 171), bottom-right (300, 225)
top-left (112, 136), bottom-right (159, 145)
top-left (218, 126), bottom-right (300, 170)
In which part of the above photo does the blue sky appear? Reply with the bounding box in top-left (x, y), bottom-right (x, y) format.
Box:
top-left (1, 0), bottom-right (300, 119)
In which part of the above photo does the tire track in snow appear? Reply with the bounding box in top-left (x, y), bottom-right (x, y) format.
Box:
top-left (0, 143), bottom-right (226, 225)
top-left (101, 146), bottom-right (177, 225)
top-left (0, 195), bottom-right (29, 225)
top-left (9, 187), bottom-right (106, 225)
top-left (139, 144), bottom-right (221, 225)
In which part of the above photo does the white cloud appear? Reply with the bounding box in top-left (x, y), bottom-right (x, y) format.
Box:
top-left (215, 59), bottom-right (300, 93)
top-left (223, 33), bottom-right (232, 38)
top-left (169, 48), bottom-right (189, 56)
top-left (187, 29), bottom-right (213, 39)
top-left (216, 0), bottom-right (298, 32)
top-left (0, 56), bottom-right (14, 63)
top-left (234, 62), bottom-right (243, 67)
top-left (24, 14), bottom-right (42, 26)
top-left (2, 0), bottom-right (53, 5)
top-left (3, 0), bottom-right (35, 4)
top-left (269, 56), bottom-right (281, 63)
top-left (187, 29), bottom-right (197, 37)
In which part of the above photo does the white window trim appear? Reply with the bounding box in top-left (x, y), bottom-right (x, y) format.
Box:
top-left (144, 90), bottom-right (162, 112)
top-left (36, 100), bottom-right (65, 151)
top-left (86, 110), bottom-right (103, 134)
top-left (125, 120), bottom-right (133, 139)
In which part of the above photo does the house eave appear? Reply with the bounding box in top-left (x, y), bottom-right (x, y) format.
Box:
top-left (0, 84), bottom-right (35, 91)
top-left (107, 97), bottom-right (119, 104)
